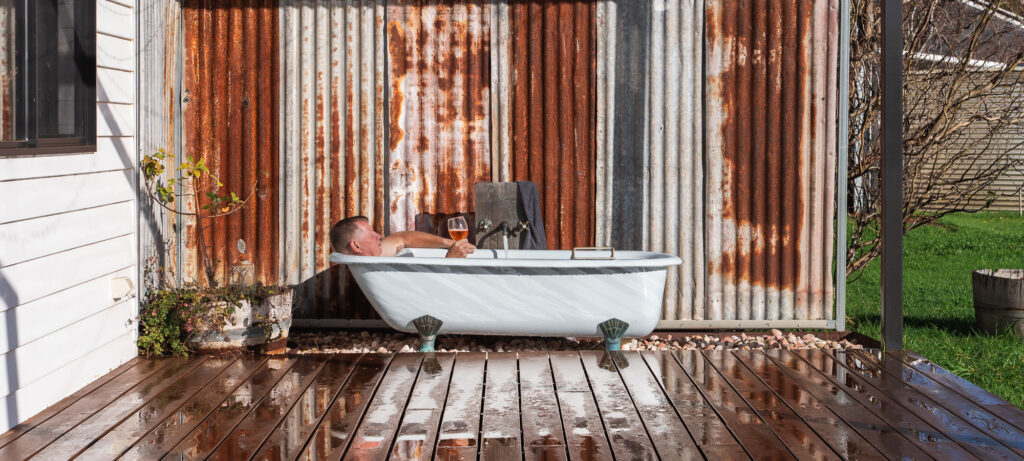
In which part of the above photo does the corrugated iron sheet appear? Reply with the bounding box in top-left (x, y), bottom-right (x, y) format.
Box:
top-left (181, 0), bottom-right (280, 285)
top-left (387, 0), bottom-right (492, 234)
top-left (280, 0), bottom-right (384, 319)
top-left (507, 0), bottom-right (596, 249)
top-left (704, 0), bottom-right (838, 321)
top-left (0, 1), bottom-right (13, 140)
top-left (139, 0), bottom-right (182, 287)
top-left (597, 0), bottom-right (705, 320)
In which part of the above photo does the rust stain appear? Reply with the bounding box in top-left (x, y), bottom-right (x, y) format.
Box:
top-left (387, 1), bottom-right (492, 233)
top-left (707, 0), bottom-right (813, 292)
top-left (510, 0), bottom-right (596, 250)
top-left (182, 0), bottom-right (279, 285)
top-left (387, 21), bottom-right (406, 153)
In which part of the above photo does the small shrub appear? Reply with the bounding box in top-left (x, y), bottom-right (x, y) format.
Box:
top-left (137, 283), bottom-right (288, 356)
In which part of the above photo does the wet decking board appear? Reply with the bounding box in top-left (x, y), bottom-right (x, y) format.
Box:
top-left (548, 351), bottom-right (613, 461)
top-left (3, 350), bottom-right (1022, 461)
top-left (434, 352), bottom-right (486, 461)
top-left (639, 351), bottom-right (747, 460)
top-left (850, 349), bottom-right (1024, 457)
top-left (577, 350), bottom-right (658, 460)
top-left (0, 357), bottom-right (170, 459)
top-left (252, 354), bottom-right (362, 460)
top-left (344, 353), bottom-right (424, 460)
top-left (0, 356), bottom-right (143, 450)
top-left (674, 351), bottom-right (795, 460)
top-left (732, 351), bottom-right (887, 461)
top-left (829, 349), bottom-right (1022, 460)
top-left (704, 351), bottom-right (841, 461)
top-left (297, 353), bottom-right (394, 460)
top-left (479, 353), bottom-right (522, 460)
top-left (517, 352), bottom-right (567, 461)
top-left (163, 357), bottom-right (298, 460)
top-left (614, 351), bottom-right (701, 459)
top-left (207, 357), bottom-right (327, 460)
top-left (76, 357), bottom-right (247, 460)
top-left (31, 357), bottom-right (208, 460)
top-left (758, 349), bottom-right (932, 460)
top-left (788, 349), bottom-right (977, 460)
top-left (896, 349), bottom-right (1024, 432)
top-left (121, 357), bottom-right (269, 460)
top-left (390, 352), bottom-right (455, 460)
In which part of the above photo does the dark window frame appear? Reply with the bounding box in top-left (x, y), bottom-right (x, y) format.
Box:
top-left (0, 0), bottom-right (96, 156)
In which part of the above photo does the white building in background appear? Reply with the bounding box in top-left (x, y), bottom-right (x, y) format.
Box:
top-left (0, 0), bottom-right (138, 432)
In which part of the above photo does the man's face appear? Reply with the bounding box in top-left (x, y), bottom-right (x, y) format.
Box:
top-left (349, 220), bottom-right (383, 256)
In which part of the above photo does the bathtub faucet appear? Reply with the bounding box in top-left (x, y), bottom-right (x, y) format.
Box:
top-left (502, 220), bottom-right (530, 237)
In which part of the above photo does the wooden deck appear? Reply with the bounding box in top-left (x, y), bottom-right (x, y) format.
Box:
top-left (1, 349), bottom-right (1023, 460)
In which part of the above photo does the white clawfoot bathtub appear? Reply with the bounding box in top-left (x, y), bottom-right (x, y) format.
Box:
top-left (329, 248), bottom-right (681, 338)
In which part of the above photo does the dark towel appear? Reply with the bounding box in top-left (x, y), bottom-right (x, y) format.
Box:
top-left (515, 180), bottom-right (547, 250)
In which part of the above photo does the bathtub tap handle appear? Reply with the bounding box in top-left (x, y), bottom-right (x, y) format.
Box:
top-left (478, 218), bottom-right (493, 233)
top-left (507, 220), bottom-right (530, 237)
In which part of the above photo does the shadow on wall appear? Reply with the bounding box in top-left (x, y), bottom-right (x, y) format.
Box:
top-left (0, 259), bottom-right (20, 429)
top-left (291, 265), bottom-right (378, 321)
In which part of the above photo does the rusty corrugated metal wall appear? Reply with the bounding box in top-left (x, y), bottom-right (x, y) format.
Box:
top-left (596, 0), bottom-right (705, 321)
top-left (387, 0), bottom-right (493, 234)
top-left (141, 0), bottom-right (843, 326)
top-left (280, 0), bottom-right (384, 319)
top-left (704, 0), bottom-right (838, 321)
top-left (506, 0), bottom-right (596, 249)
top-left (181, 0), bottom-right (280, 285)
top-left (138, 0), bottom-right (181, 288)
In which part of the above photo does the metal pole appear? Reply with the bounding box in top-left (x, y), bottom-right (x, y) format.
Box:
top-left (836, 0), bottom-right (850, 332)
top-left (880, 0), bottom-right (904, 351)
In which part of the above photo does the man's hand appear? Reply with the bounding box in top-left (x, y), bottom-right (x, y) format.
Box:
top-left (445, 239), bottom-right (476, 258)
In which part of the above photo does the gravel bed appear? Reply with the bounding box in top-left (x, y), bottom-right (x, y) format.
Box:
top-left (289, 329), bottom-right (864, 354)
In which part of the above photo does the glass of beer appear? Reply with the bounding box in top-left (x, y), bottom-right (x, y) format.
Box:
top-left (448, 216), bottom-right (468, 241)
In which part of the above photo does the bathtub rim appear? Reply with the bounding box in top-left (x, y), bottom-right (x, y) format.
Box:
top-left (329, 249), bottom-right (682, 269)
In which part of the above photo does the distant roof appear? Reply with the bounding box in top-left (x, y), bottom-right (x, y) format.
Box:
top-left (910, 0), bottom-right (1024, 71)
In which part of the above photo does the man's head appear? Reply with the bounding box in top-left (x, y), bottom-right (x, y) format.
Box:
top-left (330, 216), bottom-right (382, 256)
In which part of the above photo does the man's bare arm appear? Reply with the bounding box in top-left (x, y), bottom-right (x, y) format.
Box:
top-left (381, 231), bottom-right (454, 256)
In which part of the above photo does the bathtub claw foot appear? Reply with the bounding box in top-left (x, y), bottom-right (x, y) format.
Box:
top-left (412, 315), bottom-right (443, 352)
top-left (598, 318), bottom-right (629, 351)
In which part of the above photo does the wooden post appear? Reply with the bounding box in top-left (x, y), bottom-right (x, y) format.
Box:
top-left (881, 0), bottom-right (904, 351)
top-left (474, 183), bottom-right (520, 250)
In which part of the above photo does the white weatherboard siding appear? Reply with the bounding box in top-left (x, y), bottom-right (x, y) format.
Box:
top-left (0, 1), bottom-right (138, 432)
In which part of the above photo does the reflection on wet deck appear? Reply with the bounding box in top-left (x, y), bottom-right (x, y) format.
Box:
top-left (1, 349), bottom-right (1021, 460)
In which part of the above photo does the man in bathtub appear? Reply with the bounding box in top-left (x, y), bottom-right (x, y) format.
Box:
top-left (330, 216), bottom-right (476, 258)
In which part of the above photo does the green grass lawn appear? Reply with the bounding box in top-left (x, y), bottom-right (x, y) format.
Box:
top-left (847, 211), bottom-right (1024, 408)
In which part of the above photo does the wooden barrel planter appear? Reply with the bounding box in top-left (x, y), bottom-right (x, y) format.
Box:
top-left (189, 290), bottom-right (294, 354)
top-left (972, 269), bottom-right (1024, 338)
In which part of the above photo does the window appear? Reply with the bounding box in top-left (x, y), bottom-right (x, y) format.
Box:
top-left (0, 0), bottom-right (96, 156)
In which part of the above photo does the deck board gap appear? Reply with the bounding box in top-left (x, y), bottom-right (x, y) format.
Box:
top-left (184, 358), bottom-right (300, 459)
top-left (80, 357), bottom-right (247, 459)
top-left (425, 353), bottom-right (458, 461)
top-left (0, 357), bottom-right (179, 459)
top-left (819, 349), bottom-right (1018, 459)
top-left (381, 355), bottom-right (427, 460)
top-left (575, 352), bottom-right (615, 460)
top-left (237, 358), bottom-right (332, 459)
top-left (280, 354), bottom-right (365, 461)
top-left (0, 357), bottom-right (144, 450)
top-left (334, 356), bottom-right (396, 459)
top-left (668, 351), bottom-right (777, 460)
top-left (784, 349), bottom-right (974, 459)
top-left (122, 356), bottom-right (271, 460)
top-left (698, 352), bottom-right (804, 460)
top-left (545, 353), bottom-right (571, 461)
top-left (40, 357), bottom-right (212, 460)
